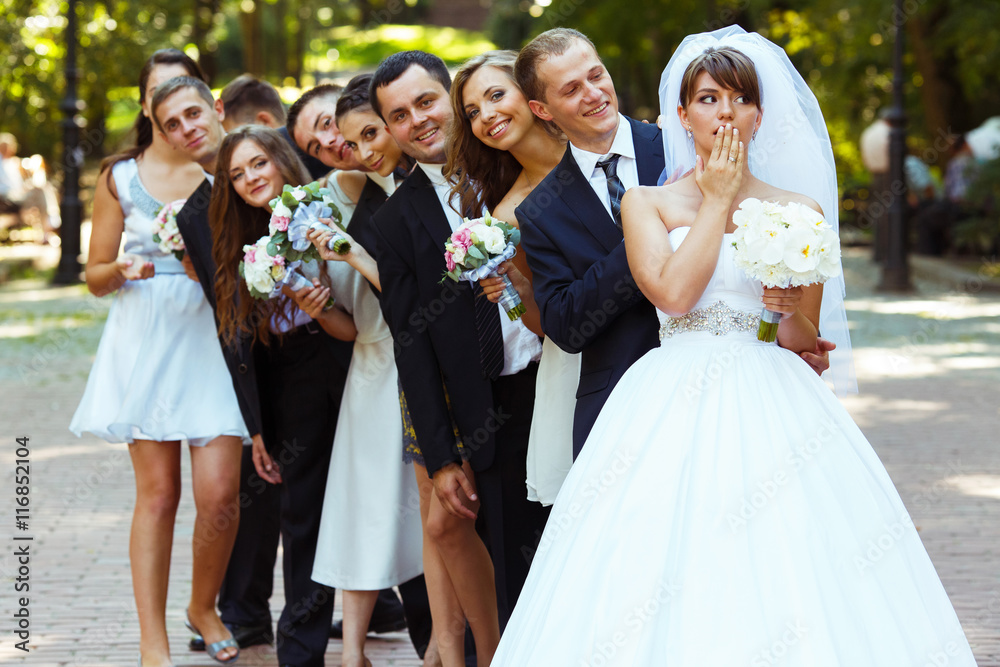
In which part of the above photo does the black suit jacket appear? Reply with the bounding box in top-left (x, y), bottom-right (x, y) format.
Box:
top-left (372, 167), bottom-right (496, 476)
top-left (176, 179), bottom-right (266, 438)
top-left (515, 118), bottom-right (664, 455)
top-left (349, 177), bottom-right (388, 257)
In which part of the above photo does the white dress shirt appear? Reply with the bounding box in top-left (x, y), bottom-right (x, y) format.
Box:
top-left (569, 113), bottom-right (640, 222)
top-left (418, 162), bottom-right (542, 377)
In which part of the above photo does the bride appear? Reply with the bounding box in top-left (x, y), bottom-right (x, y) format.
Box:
top-left (490, 27), bottom-right (977, 665)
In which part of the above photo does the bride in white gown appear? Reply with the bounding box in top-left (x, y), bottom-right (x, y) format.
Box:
top-left (491, 27), bottom-right (977, 666)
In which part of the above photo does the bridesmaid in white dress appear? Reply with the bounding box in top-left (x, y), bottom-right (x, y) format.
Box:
top-left (69, 50), bottom-right (247, 667)
top-left (491, 29), bottom-right (976, 665)
top-left (307, 77), bottom-right (423, 667)
top-left (446, 51), bottom-right (579, 507)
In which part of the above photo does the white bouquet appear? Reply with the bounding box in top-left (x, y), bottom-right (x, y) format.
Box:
top-left (152, 199), bottom-right (187, 261)
top-left (239, 235), bottom-right (331, 310)
top-left (268, 182), bottom-right (350, 259)
top-left (730, 198), bottom-right (842, 342)
top-left (442, 213), bottom-right (525, 321)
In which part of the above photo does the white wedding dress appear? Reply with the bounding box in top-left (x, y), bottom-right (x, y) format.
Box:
top-left (492, 227), bottom-right (976, 665)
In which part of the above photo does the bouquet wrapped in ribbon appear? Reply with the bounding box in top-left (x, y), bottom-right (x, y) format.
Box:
top-left (442, 213), bottom-right (526, 321)
top-left (238, 236), bottom-right (318, 300)
top-left (730, 198), bottom-right (842, 342)
top-left (152, 199), bottom-right (187, 261)
top-left (268, 182), bottom-right (350, 259)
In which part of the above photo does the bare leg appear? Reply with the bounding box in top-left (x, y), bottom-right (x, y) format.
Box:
top-left (187, 435), bottom-right (243, 662)
top-left (341, 589), bottom-right (378, 667)
top-left (420, 462), bottom-right (501, 666)
top-left (129, 440), bottom-right (182, 667)
top-left (415, 464), bottom-right (465, 667)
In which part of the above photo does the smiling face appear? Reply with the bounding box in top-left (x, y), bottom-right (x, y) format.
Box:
top-left (337, 108), bottom-right (402, 178)
top-left (228, 139), bottom-right (284, 210)
top-left (292, 95), bottom-right (363, 171)
top-left (529, 38), bottom-right (618, 152)
top-left (155, 87), bottom-right (226, 166)
top-left (142, 63), bottom-right (191, 119)
top-left (461, 65), bottom-right (535, 152)
top-left (376, 64), bottom-right (453, 164)
top-left (678, 71), bottom-right (762, 158)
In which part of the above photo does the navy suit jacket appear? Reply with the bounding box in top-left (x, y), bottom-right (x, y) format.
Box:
top-left (372, 166), bottom-right (497, 476)
top-left (515, 117), bottom-right (664, 456)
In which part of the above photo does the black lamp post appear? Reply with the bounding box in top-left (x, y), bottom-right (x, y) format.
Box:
top-left (53, 0), bottom-right (82, 285)
top-left (878, 0), bottom-right (914, 292)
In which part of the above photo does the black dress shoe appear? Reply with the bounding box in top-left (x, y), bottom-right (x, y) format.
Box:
top-left (189, 622), bottom-right (274, 651)
top-left (328, 612), bottom-right (407, 639)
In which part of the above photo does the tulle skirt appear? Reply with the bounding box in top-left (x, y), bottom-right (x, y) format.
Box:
top-left (493, 331), bottom-right (975, 666)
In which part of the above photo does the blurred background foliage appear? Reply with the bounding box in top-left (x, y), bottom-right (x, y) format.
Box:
top-left (2, 0), bottom-right (999, 204)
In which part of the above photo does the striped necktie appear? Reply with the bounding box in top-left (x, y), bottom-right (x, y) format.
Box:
top-left (474, 286), bottom-right (504, 381)
top-left (597, 153), bottom-right (625, 228)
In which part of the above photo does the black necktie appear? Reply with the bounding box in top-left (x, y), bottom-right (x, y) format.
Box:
top-left (597, 154), bottom-right (625, 228)
top-left (474, 286), bottom-right (504, 381)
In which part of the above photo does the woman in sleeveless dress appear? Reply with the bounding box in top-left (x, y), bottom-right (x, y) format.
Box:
top-left (69, 50), bottom-right (248, 666)
top-left (446, 51), bottom-right (579, 508)
top-left (304, 77), bottom-right (424, 667)
top-left (491, 29), bottom-right (977, 665)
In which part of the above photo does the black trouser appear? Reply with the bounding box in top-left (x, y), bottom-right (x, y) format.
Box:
top-left (267, 329), bottom-right (346, 667)
top-left (476, 362), bottom-right (552, 631)
top-left (218, 445), bottom-right (281, 627)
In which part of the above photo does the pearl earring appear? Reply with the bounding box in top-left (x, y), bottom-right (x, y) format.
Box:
top-left (686, 127), bottom-right (692, 139)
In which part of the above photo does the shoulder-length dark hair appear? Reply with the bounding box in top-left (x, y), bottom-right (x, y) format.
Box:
top-left (209, 125), bottom-right (312, 347)
top-left (100, 49), bottom-right (207, 175)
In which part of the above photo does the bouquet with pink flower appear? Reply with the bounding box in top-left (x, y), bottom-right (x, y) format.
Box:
top-left (442, 213), bottom-right (525, 321)
top-left (267, 182), bottom-right (350, 262)
top-left (152, 199), bottom-right (187, 261)
top-left (239, 236), bottom-right (332, 310)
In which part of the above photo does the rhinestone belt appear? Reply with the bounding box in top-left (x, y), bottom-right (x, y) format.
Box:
top-left (659, 301), bottom-right (761, 341)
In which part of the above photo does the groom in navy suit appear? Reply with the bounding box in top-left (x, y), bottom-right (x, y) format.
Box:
top-left (514, 29), bottom-right (664, 457)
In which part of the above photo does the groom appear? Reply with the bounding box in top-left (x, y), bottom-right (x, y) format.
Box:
top-left (516, 29), bottom-right (834, 456)
top-left (514, 29), bottom-right (664, 457)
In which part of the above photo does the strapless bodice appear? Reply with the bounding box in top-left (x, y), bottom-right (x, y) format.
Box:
top-left (655, 227), bottom-right (764, 342)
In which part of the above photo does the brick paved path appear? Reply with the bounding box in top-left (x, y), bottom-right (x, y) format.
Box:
top-left (1, 247), bottom-right (998, 666)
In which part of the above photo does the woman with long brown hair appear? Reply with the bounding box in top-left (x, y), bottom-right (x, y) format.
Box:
top-left (209, 124), bottom-right (356, 666)
top-left (445, 51), bottom-right (579, 507)
top-left (70, 50), bottom-right (248, 667)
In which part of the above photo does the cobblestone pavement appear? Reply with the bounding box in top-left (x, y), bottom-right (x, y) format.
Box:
top-left (1, 246), bottom-right (998, 666)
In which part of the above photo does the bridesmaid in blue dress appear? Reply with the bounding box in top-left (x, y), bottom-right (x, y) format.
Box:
top-left (70, 50), bottom-right (248, 666)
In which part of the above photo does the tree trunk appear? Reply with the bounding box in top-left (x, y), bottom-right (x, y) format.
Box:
top-left (192, 0), bottom-right (219, 84)
top-left (907, 12), bottom-right (966, 161)
top-left (240, 0), bottom-right (263, 76)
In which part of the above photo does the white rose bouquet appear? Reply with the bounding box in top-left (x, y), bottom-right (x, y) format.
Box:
top-left (268, 182), bottom-right (350, 261)
top-left (239, 236), bottom-right (332, 310)
top-left (442, 213), bottom-right (525, 321)
top-left (151, 199), bottom-right (187, 261)
top-left (730, 198), bottom-right (842, 342)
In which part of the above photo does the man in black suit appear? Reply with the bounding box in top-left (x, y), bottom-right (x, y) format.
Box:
top-left (287, 82), bottom-right (439, 660)
top-left (368, 51), bottom-right (550, 632)
top-left (513, 28), bottom-right (664, 458)
top-left (153, 76), bottom-right (348, 667)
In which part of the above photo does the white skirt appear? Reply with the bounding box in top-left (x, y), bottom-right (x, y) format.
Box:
top-left (494, 331), bottom-right (976, 665)
top-left (312, 336), bottom-right (423, 590)
top-left (525, 337), bottom-right (579, 506)
top-left (70, 273), bottom-right (249, 446)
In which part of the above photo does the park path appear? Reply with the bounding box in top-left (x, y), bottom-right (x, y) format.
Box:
top-left (1, 245), bottom-right (998, 665)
